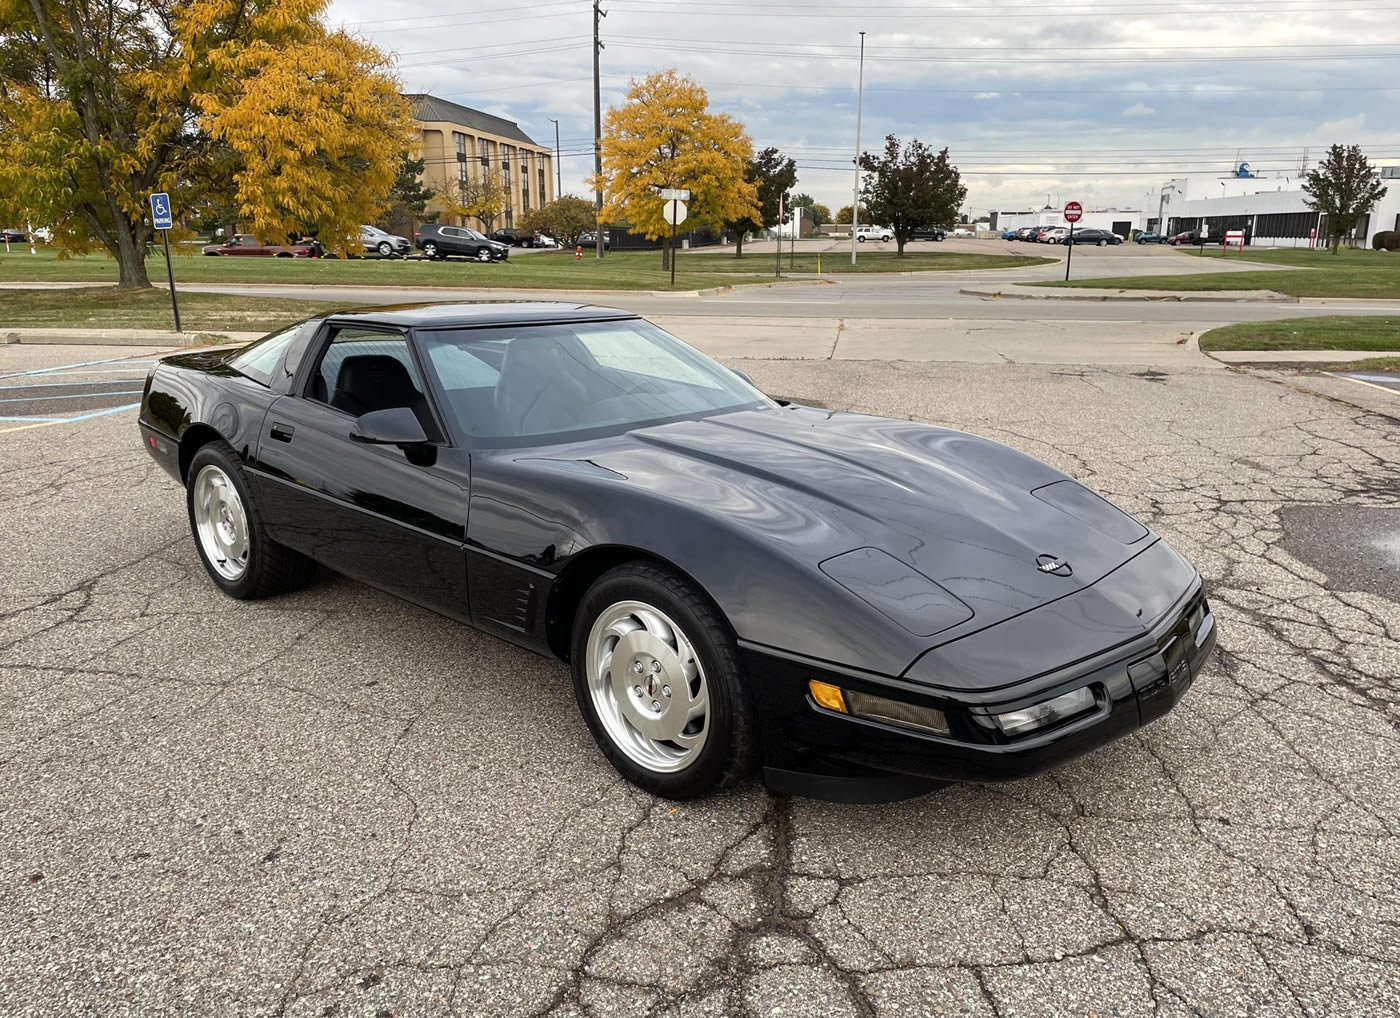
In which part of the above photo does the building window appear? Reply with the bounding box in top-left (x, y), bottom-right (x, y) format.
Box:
top-left (539, 166), bottom-right (547, 201)
top-left (480, 139), bottom-right (491, 168)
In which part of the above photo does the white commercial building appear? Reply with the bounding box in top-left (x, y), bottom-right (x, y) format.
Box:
top-left (1152, 166), bottom-right (1400, 248)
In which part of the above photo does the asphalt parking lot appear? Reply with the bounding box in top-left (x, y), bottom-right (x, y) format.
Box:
top-left (2, 342), bottom-right (1399, 1017)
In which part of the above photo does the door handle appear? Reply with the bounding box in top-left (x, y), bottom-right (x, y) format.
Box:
top-left (269, 422), bottom-right (295, 442)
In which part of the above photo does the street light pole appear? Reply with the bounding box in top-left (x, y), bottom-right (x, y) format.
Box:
top-left (593, 0), bottom-right (606, 259)
top-left (550, 118), bottom-right (561, 199)
top-left (851, 29), bottom-right (865, 266)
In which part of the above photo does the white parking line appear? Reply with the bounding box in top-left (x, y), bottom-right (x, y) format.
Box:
top-left (1327, 372), bottom-right (1400, 397)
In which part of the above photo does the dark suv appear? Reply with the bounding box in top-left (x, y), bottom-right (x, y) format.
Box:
top-left (415, 224), bottom-right (510, 262)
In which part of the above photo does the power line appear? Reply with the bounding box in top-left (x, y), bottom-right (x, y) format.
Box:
top-left (608, 1), bottom-right (1400, 16)
top-left (608, 40), bottom-right (1400, 62)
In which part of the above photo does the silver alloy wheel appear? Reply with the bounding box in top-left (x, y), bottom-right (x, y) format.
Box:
top-left (585, 600), bottom-right (710, 773)
top-left (192, 465), bottom-right (250, 581)
top-left (423, 242), bottom-right (438, 258)
top-left (378, 241), bottom-right (393, 256)
top-left (477, 247), bottom-right (492, 262)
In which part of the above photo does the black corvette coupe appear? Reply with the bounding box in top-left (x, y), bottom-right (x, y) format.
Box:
top-left (138, 303), bottom-right (1216, 802)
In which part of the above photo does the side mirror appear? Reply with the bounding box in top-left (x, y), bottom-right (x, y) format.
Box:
top-left (349, 407), bottom-right (428, 447)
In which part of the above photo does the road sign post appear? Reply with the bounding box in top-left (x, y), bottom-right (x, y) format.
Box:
top-left (149, 193), bottom-right (182, 333)
top-left (1063, 201), bottom-right (1082, 281)
top-left (661, 194), bottom-right (689, 287)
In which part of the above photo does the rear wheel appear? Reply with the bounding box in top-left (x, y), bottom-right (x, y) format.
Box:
top-left (186, 441), bottom-right (313, 599)
top-left (1097, 239), bottom-right (1107, 247)
top-left (572, 563), bottom-right (756, 799)
top-left (422, 241), bottom-right (439, 259)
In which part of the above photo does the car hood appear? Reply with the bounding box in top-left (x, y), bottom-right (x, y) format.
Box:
top-left (559, 405), bottom-right (1155, 641)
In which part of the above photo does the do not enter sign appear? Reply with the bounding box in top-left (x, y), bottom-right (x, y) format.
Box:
top-left (1064, 201), bottom-right (1083, 223)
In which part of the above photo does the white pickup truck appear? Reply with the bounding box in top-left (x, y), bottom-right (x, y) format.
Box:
top-left (853, 225), bottom-right (893, 243)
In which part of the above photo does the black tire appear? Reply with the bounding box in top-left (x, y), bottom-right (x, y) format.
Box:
top-left (377, 241), bottom-right (393, 257)
top-left (1097, 239), bottom-right (1107, 247)
top-left (570, 562), bottom-right (757, 800)
top-left (186, 440), bottom-right (314, 600)
top-left (476, 247), bottom-right (492, 263)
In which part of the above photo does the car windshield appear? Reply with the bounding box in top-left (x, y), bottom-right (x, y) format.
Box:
top-left (362, 225), bottom-right (384, 236)
top-left (417, 318), bottom-right (772, 444)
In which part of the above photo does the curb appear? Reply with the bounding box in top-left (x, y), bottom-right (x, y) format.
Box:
top-left (957, 287), bottom-right (1298, 303)
top-left (2, 328), bottom-right (262, 347)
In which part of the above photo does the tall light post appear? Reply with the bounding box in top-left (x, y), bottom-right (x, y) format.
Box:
top-left (850, 29), bottom-right (865, 266)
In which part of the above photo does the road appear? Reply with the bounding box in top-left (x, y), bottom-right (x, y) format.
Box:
top-left (2, 341), bottom-right (1397, 1017)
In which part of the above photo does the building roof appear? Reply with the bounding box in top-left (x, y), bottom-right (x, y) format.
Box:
top-left (406, 94), bottom-right (542, 148)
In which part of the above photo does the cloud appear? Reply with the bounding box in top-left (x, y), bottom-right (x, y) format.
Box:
top-left (329, 0), bottom-right (1400, 214)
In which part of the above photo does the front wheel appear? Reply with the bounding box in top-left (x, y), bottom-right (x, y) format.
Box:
top-left (476, 248), bottom-right (492, 262)
top-left (572, 562), bottom-right (757, 799)
top-left (187, 441), bottom-right (314, 599)
top-left (377, 241), bottom-right (393, 257)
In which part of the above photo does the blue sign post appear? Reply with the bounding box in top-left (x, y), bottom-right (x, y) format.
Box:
top-left (149, 192), bottom-right (181, 332)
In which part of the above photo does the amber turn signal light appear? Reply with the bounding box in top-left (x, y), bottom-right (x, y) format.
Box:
top-left (808, 680), bottom-right (847, 713)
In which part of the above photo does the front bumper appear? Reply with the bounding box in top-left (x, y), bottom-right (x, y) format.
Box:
top-left (746, 573), bottom-right (1217, 803)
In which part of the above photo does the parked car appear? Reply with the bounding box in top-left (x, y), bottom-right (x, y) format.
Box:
top-left (1039, 227), bottom-right (1071, 244)
top-left (30, 227), bottom-right (52, 243)
top-left (1023, 226), bottom-right (1051, 242)
top-left (1001, 229), bottom-right (1020, 240)
top-left (202, 235), bottom-right (312, 257)
top-left (535, 234), bottom-right (561, 249)
top-left (1135, 232), bottom-right (1166, 244)
top-left (578, 231), bottom-right (611, 250)
top-left (1, 228), bottom-right (28, 243)
top-left (1168, 231), bottom-right (1202, 246)
top-left (909, 227), bottom-right (946, 242)
top-left (952, 227), bottom-right (974, 238)
top-left (855, 225), bottom-right (893, 243)
top-left (138, 301), bottom-right (1216, 802)
top-left (360, 224), bottom-right (410, 257)
top-left (415, 224), bottom-right (509, 262)
top-left (1063, 228), bottom-right (1122, 247)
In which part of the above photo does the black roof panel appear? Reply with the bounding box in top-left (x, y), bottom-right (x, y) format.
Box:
top-left (323, 301), bottom-right (640, 329)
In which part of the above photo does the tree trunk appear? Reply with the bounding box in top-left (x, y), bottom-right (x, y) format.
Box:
top-left (112, 217), bottom-right (151, 290)
top-left (660, 242), bottom-right (670, 271)
top-left (1331, 234), bottom-right (1341, 255)
top-left (735, 232), bottom-right (744, 258)
top-left (896, 236), bottom-right (906, 257)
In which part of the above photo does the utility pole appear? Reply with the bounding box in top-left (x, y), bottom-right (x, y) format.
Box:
top-left (850, 30), bottom-right (866, 266)
top-left (593, 0), bottom-right (606, 259)
top-left (550, 118), bottom-right (562, 200)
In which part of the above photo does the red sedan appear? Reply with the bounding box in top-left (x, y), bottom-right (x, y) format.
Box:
top-left (202, 234), bottom-right (312, 257)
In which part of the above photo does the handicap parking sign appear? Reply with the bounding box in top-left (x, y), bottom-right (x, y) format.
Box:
top-left (149, 192), bottom-right (173, 231)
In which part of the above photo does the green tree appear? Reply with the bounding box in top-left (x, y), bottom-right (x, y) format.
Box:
top-left (859, 135), bottom-right (966, 256)
top-left (0, 0), bottom-right (411, 288)
top-left (722, 146), bottom-right (797, 257)
top-left (383, 152), bottom-right (435, 235)
top-left (791, 193), bottom-right (831, 228)
top-left (523, 195), bottom-right (597, 247)
top-left (1303, 144), bottom-right (1389, 254)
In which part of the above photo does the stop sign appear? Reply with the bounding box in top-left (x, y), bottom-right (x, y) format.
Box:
top-left (1064, 201), bottom-right (1083, 223)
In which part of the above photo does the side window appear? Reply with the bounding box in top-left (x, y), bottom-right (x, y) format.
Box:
top-left (228, 320), bottom-right (318, 387)
top-left (307, 328), bottom-right (441, 441)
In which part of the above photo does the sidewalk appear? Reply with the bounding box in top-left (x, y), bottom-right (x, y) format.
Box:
top-left (959, 285), bottom-right (1298, 303)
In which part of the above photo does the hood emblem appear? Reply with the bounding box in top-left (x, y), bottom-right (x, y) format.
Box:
top-left (1036, 554), bottom-right (1072, 576)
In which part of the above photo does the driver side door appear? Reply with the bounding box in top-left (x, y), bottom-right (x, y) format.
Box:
top-left (248, 324), bottom-right (472, 620)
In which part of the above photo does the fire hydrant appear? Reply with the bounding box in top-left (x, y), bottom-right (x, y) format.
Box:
top-left (575, 245), bottom-right (583, 260)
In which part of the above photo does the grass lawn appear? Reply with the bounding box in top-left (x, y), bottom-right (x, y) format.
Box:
top-left (1033, 246), bottom-right (1400, 299)
top-left (0, 247), bottom-right (1052, 291)
top-left (1198, 316), bottom-right (1400, 352)
top-left (0, 287), bottom-right (352, 333)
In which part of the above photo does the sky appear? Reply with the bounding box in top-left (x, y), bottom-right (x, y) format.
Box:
top-left (325, 0), bottom-right (1400, 217)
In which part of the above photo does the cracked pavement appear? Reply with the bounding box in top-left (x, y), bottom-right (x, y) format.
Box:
top-left (2, 344), bottom-right (1398, 1017)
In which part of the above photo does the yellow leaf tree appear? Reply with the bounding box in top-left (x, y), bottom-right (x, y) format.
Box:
top-left (0, 0), bottom-right (412, 288)
top-left (434, 171), bottom-right (511, 235)
top-left (596, 70), bottom-right (759, 267)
